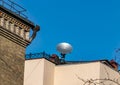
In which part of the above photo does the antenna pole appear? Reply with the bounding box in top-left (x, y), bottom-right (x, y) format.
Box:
top-left (60, 53), bottom-right (66, 64)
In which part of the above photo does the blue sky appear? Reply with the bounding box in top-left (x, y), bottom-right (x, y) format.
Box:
top-left (16, 0), bottom-right (120, 61)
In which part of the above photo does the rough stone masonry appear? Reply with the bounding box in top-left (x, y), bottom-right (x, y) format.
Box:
top-left (0, 35), bottom-right (25, 85)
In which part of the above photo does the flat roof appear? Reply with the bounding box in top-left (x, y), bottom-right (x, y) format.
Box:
top-left (25, 57), bottom-right (114, 68)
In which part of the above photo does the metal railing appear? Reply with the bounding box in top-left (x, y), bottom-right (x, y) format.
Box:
top-left (0, 0), bottom-right (28, 18)
top-left (25, 52), bottom-right (51, 60)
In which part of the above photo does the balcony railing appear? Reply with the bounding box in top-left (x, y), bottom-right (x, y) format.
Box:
top-left (0, 0), bottom-right (27, 19)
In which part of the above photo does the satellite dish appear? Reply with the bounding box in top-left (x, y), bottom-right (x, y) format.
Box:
top-left (56, 42), bottom-right (72, 54)
top-left (56, 42), bottom-right (73, 64)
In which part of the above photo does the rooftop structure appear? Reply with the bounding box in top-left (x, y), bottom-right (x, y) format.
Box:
top-left (24, 58), bottom-right (120, 85)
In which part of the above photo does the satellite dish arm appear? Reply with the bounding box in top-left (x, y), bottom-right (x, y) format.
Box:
top-left (29, 25), bottom-right (40, 42)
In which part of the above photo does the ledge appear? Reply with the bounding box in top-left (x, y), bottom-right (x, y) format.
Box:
top-left (0, 26), bottom-right (30, 48)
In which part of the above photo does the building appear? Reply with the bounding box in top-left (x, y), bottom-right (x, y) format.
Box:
top-left (24, 57), bottom-right (120, 85)
top-left (0, 1), bottom-right (120, 85)
top-left (0, 0), bottom-right (39, 85)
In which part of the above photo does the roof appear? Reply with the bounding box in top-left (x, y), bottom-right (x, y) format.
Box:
top-left (25, 57), bottom-right (114, 69)
top-left (60, 60), bottom-right (112, 67)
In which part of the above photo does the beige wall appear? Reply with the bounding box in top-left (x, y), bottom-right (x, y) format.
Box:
top-left (43, 59), bottom-right (55, 85)
top-left (24, 58), bottom-right (120, 85)
top-left (24, 59), bottom-right (55, 85)
top-left (100, 63), bottom-right (120, 85)
top-left (24, 59), bottom-right (44, 85)
top-left (54, 62), bottom-right (101, 85)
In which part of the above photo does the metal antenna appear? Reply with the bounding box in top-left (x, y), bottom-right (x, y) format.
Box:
top-left (114, 48), bottom-right (120, 65)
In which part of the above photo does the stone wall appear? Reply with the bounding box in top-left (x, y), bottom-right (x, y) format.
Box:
top-left (0, 35), bottom-right (25, 85)
top-left (0, 6), bottom-right (38, 85)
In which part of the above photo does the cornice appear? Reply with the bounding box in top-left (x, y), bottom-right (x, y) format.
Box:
top-left (0, 26), bottom-right (30, 48)
top-left (0, 10), bottom-right (30, 31)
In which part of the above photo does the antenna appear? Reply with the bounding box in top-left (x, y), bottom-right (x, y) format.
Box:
top-left (56, 42), bottom-right (72, 63)
top-left (114, 48), bottom-right (120, 64)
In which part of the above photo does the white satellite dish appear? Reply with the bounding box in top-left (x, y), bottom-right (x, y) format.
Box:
top-left (56, 42), bottom-right (72, 54)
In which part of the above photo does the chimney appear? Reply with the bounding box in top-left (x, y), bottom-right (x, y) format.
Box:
top-left (49, 54), bottom-right (60, 64)
top-left (110, 60), bottom-right (118, 71)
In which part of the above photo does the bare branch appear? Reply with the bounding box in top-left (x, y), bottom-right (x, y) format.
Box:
top-left (76, 66), bottom-right (120, 85)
